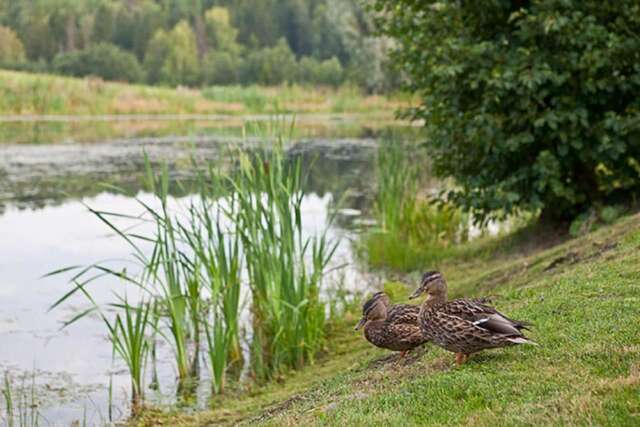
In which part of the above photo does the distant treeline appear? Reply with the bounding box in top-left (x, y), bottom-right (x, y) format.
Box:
top-left (0, 0), bottom-right (397, 92)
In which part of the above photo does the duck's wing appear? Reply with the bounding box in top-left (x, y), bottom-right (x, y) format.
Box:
top-left (387, 303), bottom-right (420, 324)
top-left (443, 299), bottom-right (530, 336)
top-left (387, 322), bottom-right (428, 347)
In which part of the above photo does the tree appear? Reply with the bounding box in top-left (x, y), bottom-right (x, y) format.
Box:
top-left (276, 0), bottom-right (312, 57)
top-left (375, 0), bottom-right (640, 224)
top-left (14, 3), bottom-right (58, 61)
top-left (131, 1), bottom-right (166, 60)
top-left (232, 0), bottom-right (279, 48)
top-left (92, 0), bottom-right (117, 44)
top-left (144, 21), bottom-right (200, 86)
top-left (203, 6), bottom-right (240, 54)
top-left (310, 4), bottom-right (347, 63)
top-left (240, 38), bottom-right (297, 85)
top-left (0, 25), bottom-right (26, 64)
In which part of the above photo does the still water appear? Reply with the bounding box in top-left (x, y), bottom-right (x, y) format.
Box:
top-left (0, 118), bottom-right (393, 425)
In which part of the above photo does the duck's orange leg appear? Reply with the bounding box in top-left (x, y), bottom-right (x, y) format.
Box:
top-left (455, 353), bottom-right (470, 366)
top-left (455, 353), bottom-right (464, 366)
top-left (400, 350), bottom-right (409, 358)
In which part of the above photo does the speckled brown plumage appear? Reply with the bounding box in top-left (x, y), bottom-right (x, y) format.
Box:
top-left (387, 303), bottom-right (420, 324)
top-left (356, 292), bottom-right (428, 353)
top-left (410, 271), bottom-right (536, 364)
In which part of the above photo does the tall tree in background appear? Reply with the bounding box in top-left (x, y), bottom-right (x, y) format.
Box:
top-left (201, 6), bottom-right (241, 84)
top-left (0, 26), bottom-right (26, 64)
top-left (0, 0), bottom-right (396, 91)
top-left (144, 20), bottom-right (200, 86)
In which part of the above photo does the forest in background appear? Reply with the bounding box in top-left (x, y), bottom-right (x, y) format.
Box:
top-left (0, 0), bottom-right (397, 92)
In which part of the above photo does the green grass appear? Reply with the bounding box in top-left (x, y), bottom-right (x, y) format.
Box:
top-left (132, 212), bottom-right (640, 426)
top-left (0, 70), bottom-right (405, 116)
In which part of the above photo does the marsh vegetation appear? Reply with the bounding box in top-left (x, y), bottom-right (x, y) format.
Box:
top-left (44, 129), bottom-right (352, 415)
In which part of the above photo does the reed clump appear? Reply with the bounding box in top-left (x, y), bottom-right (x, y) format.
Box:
top-left (1, 371), bottom-right (41, 427)
top-left (233, 140), bottom-right (337, 379)
top-left (364, 137), bottom-right (467, 271)
top-left (50, 137), bottom-right (337, 413)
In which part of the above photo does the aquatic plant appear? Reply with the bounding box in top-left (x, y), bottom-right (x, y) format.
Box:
top-left (1, 371), bottom-right (40, 427)
top-left (374, 136), bottom-right (420, 234)
top-left (50, 136), bottom-right (338, 407)
top-left (364, 136), bottom-right (467, 271)
top-left (232, 138), bottom-right (337, 378)
top-left (107, 299), bottom-right (152, 415)
top-left (1, 372), bottom-right (13, 426)
top-left (50, 279), bottom-right (152, 416)
top-left (182, 192), bottom-right (243, 394)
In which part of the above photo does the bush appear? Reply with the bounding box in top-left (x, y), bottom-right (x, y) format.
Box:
top-left (53, 43), bottom-right (143, 82)
top-left (375, 1), bottom-right (640, 224)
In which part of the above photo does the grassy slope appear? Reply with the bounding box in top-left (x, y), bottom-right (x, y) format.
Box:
top-left (135, 214), bottom-right (640, 426)
top-left (0, 70), bottom-right (403, 116)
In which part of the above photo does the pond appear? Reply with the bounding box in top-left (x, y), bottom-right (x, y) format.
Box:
top-left (0, 117), bottom-right (409, 425)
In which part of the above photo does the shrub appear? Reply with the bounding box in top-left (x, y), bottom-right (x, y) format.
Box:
top-left (375, 1), bottom-right (640, 224)
top-left (53, 42), bottom-right (143, 82)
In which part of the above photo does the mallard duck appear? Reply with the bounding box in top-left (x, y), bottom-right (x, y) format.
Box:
top-left (409, 271), bottom-right (536, 365)
top-left (355, 291), bottom-right (427, 355)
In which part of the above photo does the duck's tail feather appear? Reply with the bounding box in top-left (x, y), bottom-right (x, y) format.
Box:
top-left (507, 336), bottom-right (538, 346)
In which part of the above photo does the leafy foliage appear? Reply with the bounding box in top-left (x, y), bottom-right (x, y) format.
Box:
top-left (375, 0), bottom-right (640, 224)
top-left (0, 25), bottom-right (25, 64)
top-left (0, 0), bottom-right (397, 90)
top-left (53, 42), bottom-right (144, 83)
top-left (144, 21), bottom-right (200, 86)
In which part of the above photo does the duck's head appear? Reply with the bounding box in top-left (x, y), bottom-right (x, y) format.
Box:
top-left (354, 291), bottom-right (390, 330)
top-left (409, 271), bottom-right (446, 300)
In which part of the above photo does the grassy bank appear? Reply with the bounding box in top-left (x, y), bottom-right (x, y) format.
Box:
top-left (134, 213), bottom-right (640, 426)
top-left (0, 70), bottom-right (405, 116)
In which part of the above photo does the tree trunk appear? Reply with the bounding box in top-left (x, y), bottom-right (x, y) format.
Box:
top-left (194, 14), bottom-right (208, 58)
top-left (65, 15), bottom-right (76, 52)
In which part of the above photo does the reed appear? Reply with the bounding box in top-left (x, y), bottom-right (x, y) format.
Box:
top-left (232, 138), bottom-right (337, 378)
top-left (373, 137), bottom-right (420, 233)
top-left (49, 133), bottom-right (338, 407)
top-left (2, 372), bottom-right (14, 427)
top-left (1, 371), bottom-right (40, 427)
top-left (365, 136), bottom-right (467, 271)
top-left (181, 191), bottom-right (243, 394)
top-left (54, 281), bottom-right (152, 415)
top-left (108, 299), bottom-right (152, 415)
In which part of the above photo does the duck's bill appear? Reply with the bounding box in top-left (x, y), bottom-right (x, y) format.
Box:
top-left (354, 318), bottom-right (366, 330)
top-left (408, 288), bottom-right (423, 299)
